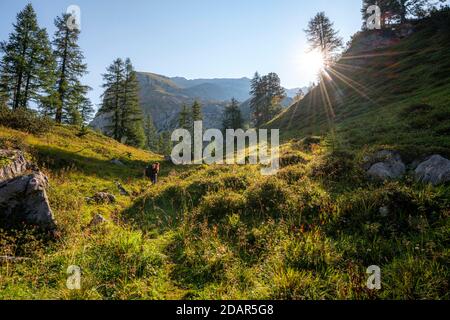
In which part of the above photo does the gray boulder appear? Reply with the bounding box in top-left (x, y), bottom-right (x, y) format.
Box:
top-left (415, 155), bottom-right (450, 186)
top-left (365, 150), bottom-right (406, 181)
top-left (89, 214), bottom-right (107, 227)
top-left (87, 192), bottom-right (116, 204)
top-left (116, 181), bottom-right (130, 196)
top-left (0, 171), bottom-right (56, 231)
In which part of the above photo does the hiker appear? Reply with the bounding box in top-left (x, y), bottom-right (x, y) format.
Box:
top-left (144, 163), bottom-right (154, 183)
top-left (152, 162), bottom-right (160, 184)
top-left (145, 162), bottom-right (160, 184)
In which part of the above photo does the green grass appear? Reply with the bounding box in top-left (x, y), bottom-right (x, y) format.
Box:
top-left (1, 126), bottom-right (448, 299)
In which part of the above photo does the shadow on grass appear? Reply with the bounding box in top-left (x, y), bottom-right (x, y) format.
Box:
top-left (34, 145), bottom-right (153, 180)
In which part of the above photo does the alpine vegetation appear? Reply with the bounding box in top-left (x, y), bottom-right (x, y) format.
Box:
top-left (171, 121), bottom-right (280, 175)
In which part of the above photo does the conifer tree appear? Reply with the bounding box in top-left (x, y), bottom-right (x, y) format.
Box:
top-left (158, 131), bottom-right (172, 156)
top-left (101, 58), bottom-right (125, 141)
top-left (304, 12), bottom-right (343, 65)
top-left (191, 100), bottom-right (203, 122)
top-left (249, 72), bottom-right (263, 128)
top-left (0, 4), bottom-right (56, 110)
top-left (222, 98), bottom-right (243, 131)
top-left (361, 0), bottom-right (442, 26)
top-left (144, 113), bottom-right (159, 151)
top-left (65, 84), bottom-right (93, 125)
top-left (100, 58), bottom-right (145, 148)
top-left (263, 72), bottom-right (285, 121)
top-left (121, 58), bottom-right (145, 148)
top-left (178, 104), bottom-right (191, 130)
top-left (294, 88), bottom-right (305, 103)
top-left (52, 13), bottom-right (89, 123)
top-left (249, 72), bottom-right (286, 128)
top-left (0, 79), bottom-right (8, 108)
top-left (78, 95), bottom-right (94, 126)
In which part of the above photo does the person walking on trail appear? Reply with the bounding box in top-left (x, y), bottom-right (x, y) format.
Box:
top-left (152, 162), bottom-right (160, 184)
top-left (145, 163), bottom-right (154, 184)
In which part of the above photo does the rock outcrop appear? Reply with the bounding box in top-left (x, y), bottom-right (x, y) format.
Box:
top-left (89, 214), bottom-right (107, 227)
top-left (0, 171), bottom-right (56, 231)
top-left (86, 192), bottom-right (116, 204)
top-left (0, 150), bottom-right (56, 231)
top-left (415, 155), bottom-right (450, 186)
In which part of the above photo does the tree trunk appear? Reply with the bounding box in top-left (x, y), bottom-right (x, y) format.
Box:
top-left (56, 30), bottom-right (70, 123)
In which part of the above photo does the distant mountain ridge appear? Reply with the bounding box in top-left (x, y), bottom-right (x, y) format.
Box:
top-left (91, 71), bottom-right (306, 133)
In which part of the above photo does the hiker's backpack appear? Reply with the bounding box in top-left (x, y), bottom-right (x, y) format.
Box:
top-left (145, 165), bottom-right (153, 178)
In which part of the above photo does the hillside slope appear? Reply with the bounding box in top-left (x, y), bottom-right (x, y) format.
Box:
top-left (1, 13), bottom-right (449, 301)
top-left (2, 122), bottom-right (448, 300)
top-left (269, 10), bottom-right (450, 160)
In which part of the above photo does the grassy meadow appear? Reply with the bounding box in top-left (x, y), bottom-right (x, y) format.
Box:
top-left (0, 124), bottom-right (448, 300)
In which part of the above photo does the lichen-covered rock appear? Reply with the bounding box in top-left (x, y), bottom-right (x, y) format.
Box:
top-left (116, 182), bottom-right (129, 196)
top-left (89, 214), bottom-right (107, 227)
top-left (367, 161), bottom-right (406, 180)
top-left (0, 172), bottom-right (56, 231)
top-left (87, 192), bottom-right (116, 204)
top-left (415, 155), bottom-right (450, 186)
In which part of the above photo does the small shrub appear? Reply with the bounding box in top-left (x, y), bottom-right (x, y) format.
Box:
top-left (156, 182), bottom-right (187, 208)
top-left (246, 177), bottom-right (294, 218)
top-left (280, 151), bottom-right (307, 168)
top-left (222, 172), bottom-right (251, 191)
top-left (311, 150), bottom-right (359, 183)
top-left (0, 134), bottom-right (27, 151)
top-left (0, 106), bottom-right (53, 135)
top-left (185, 178), bottom-right (224, 206)
top-left (198, 191), bottom-right (246, 222)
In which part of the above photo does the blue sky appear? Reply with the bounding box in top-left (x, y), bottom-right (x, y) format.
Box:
top-left (0, 0), bottom-right (363, 109)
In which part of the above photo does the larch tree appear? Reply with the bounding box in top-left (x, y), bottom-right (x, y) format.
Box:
top-left (101, 58), bottom-right (125, 141)
top-left (100, 58), bottom-right (145, 147)
top-left (250, 72), bottom-right (286, 128)
top-left (143, 113), bottom-right (159, 152)
top-left (65, 83), bottom-right (93, 125)
top-left (222, 98), bottom-right (243, 131)
top-left (178, 104), bottom-right (191, 130)
top-left (191, 100), bottom-right (203, 122)
top-left (249, 72), bottom-right (263, 128)
top-left (52, 13), bottom-right (89, 124)
top-left (121, 58), bottom-right (145, 148)
top-left (0, 4), bottom-right (56, 110)
top-left (361, 0), bottom-right (445, 26)
top-left (304, 12), bottom-right (343, 65)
